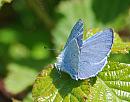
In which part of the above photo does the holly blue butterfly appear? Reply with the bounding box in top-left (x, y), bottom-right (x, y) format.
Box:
top-left (55, 19), bottom-right (114, 80)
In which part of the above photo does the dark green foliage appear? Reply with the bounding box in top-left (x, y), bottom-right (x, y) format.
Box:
top-left (92, 0), bottom-right (130, 23)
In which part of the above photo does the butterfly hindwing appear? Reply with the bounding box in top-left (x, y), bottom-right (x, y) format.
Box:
top-left (80, 29), bottom-right (113, 64)
top-left (77, 29), bottom-right (113, 79)
top-left (78, 58), bottom-right (107, 79)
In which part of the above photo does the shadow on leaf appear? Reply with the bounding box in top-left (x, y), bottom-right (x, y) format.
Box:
top-left (48, 66), bottom-right (97, 101)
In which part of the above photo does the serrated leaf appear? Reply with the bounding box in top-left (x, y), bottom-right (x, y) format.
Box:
top-left (87, 62), bottom-right (130, 101)
top-left (32, 65), bottom-right (90, 102)
top-left (32, 62), bottom-right (130, 102)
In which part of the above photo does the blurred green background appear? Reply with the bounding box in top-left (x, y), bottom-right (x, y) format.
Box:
top-left (0, 0), bottom-right (130, 101)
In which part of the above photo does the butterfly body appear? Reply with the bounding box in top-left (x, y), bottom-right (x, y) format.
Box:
top-left (55, 19), bottom-right (114, 80)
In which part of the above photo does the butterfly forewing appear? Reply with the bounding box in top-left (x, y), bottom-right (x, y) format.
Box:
top-left (64, 19), bottom-right (83, 48)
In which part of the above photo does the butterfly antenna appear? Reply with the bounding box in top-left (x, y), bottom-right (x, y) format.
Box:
top-left (43, 46), bottom-right (56, 50)
top-left (43, 46), bottom-right (61, 54)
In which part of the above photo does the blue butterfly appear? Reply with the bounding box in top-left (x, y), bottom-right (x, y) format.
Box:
top-left (55, 19), bottom-right (114, 80)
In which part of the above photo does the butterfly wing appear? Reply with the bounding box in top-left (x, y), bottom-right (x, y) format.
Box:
top-left (64, 19), bottom-right (83, 48)
top-left (58, 38), bottom-right (80, 80)
top-left (80, 29), bottom-right (114, 64)
top-left (78, 58), bottom-right (107, 79)
top-left (78, 29), bottom-right (114, 79)
top-left (56, 19), bottom-right (84, 79)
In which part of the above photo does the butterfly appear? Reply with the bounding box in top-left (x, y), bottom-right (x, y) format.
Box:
top-left (55, 19), bottom-right (114, 80)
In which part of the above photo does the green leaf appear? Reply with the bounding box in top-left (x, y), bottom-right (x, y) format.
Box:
top-left (88, 62), bottom-right (130, 101)
top-left (52, 0), bottom-right (130, 50)
top-left (109, 52), bottom-right (130, 64)
top-left (0, 0), bottom-right (12, 7)
top-left (32, 65), bottom-right (90, 102)
top-left (112, 33), bottom-right (130, 54)
top-left (4, 63), bottom-right (37, 94)
top-left (12, 98), bottom-right (21, 102)
top-left (23, 92), bottom-right (33, 102)
top-left (92, 0), bottom-right (130, 23)
top-left (32, 62), bottom-right (130, 102)
top-left (52, 0), bottom-right (96, 50)
top-left (112, 42), bottom-right (130, 54)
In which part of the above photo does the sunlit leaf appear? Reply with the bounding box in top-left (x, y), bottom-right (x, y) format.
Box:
top-left (32, 62), bottom-right (130, 101)
top-left (112, 33), bottom-right (130, 54)
top-left (88, 62), bottom-right (130, 101)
